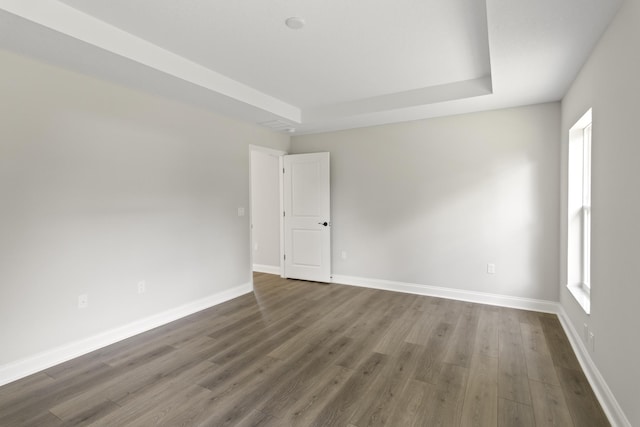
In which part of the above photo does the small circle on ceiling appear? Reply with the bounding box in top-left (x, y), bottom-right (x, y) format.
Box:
top-left (285, 17), bottom-right (305, 30)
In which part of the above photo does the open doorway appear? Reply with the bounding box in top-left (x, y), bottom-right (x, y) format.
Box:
top-left (249, 146), bottom-right (285, 276)
top-left (250, 146), bottom-right (332, 283)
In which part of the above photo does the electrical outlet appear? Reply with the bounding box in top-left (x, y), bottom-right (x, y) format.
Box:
top-left (237, 207), bottom-right (245, 217)
top-left (254, 242), bottom-right (259, 251)
top-left (487, 263), bottom-right (496, 274)
top-left (341, 251), bottom-right (347, 260)
top-left (138, 280), bottom-right (146, 295)
top-left (78, 294), bottom-right (88, 309)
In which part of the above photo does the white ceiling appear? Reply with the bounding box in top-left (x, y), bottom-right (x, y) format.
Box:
top-left (0, 0), bottom-right (623, 134)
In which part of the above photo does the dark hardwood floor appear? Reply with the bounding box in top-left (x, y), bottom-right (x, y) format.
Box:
top-left (0, 273), bottom-right (609, 426)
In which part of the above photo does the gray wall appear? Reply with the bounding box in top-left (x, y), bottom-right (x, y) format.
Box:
top-left (250, 150), bottom-right (282, 269)
top-left (0, 49), bottom-right (289, 365)
top-left (560, 0), bottom-right (640, 424)
top-left (292, 103), bottom-right (560, 301)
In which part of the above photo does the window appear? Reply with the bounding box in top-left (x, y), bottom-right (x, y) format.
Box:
top-left (567, 109), bottom-right (592, 314)
top-left (582, 123), bottom-right (592, 291)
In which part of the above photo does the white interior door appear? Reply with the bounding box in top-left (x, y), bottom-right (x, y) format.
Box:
top-left (283, 152), bottom-right (331, 282)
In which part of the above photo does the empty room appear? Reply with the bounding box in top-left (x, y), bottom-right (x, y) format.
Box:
top-left (0, 0), bottom-right (638, 426)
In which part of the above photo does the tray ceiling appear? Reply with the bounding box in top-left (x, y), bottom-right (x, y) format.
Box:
top-left (0, 0), bottom-right (623, 134)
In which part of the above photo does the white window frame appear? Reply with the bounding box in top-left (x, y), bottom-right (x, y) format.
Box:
top-left (567, 109), bottom-right (592, 314)
top-left (582, 123), bottom-right (592, 293)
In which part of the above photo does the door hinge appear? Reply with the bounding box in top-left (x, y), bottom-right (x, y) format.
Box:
top-left (283, 211), bottom-right (286, 217)
top-left (283, 168), bottom-right (285, 174)
top-left (284, 254), bottom-right (286, 260)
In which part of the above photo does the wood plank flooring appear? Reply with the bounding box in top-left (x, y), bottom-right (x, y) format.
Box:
top-left (0, 273), bottom-right (609, 426)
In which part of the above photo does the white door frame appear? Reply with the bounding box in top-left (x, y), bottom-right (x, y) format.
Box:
top-left (248, 145), bottom-right (287, 281)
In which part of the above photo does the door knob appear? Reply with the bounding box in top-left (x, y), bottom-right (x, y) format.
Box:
top-left (318, 221), bottom-right (328, 226)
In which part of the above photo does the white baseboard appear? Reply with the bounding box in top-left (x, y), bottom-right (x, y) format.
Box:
top-left (253, 264), bottom-right (281, 275)
top-left (0, 282), bottom-right (252, 387)
top-left (331, 274), bottom-right (559, 313)
top-left (556, 307), bottom-right (631, 427)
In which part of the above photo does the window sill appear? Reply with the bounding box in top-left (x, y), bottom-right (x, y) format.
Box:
top-left (567, 283), bottom-right (591, 314)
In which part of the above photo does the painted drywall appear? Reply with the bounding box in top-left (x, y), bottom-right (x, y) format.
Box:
top-left (560, 0), bottom-right (640, 424)
top-left (292, 103), bottom-right (560, 301)
top-left (250, 150), bottom-right (281, 270)
top-left (0, 49), bottom-right (289, 366)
